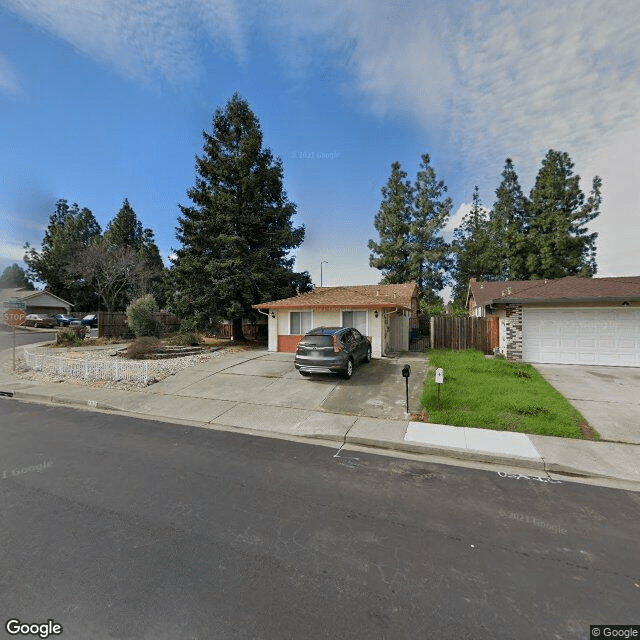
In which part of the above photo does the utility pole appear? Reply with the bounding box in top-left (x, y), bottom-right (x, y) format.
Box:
top-left (320, 260), bottom-right (328, 287)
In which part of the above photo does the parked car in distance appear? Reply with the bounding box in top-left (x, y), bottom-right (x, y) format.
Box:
top-left (79, 314), bottom-right (98, 328)
top-left (23, 314), bottom-right (57, 329)
top-left (54, 314), bottom-right (75, 326)
top-left (294, 327), bottom-right (372, 379)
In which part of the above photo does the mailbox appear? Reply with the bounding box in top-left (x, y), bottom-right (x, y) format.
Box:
top-left (402, 364), bottom-right (411, 378)
top-left (435, 368), bottom-right (444, 384)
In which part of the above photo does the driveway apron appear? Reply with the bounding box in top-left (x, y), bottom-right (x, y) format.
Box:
top-left (147, 350), bottom-right (426, 420)
top-left (533, 364), bottom-right (640, 444)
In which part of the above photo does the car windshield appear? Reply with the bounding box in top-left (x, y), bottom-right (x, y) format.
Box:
top-left (299, 335), bottom-right (334, 347)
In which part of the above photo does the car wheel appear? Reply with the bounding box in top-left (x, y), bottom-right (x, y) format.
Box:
top-left (34, 322), bottom-right (39, 328)
top-left (364, 346), bottom-right (372, 363)
top-left (342, 358), bottom-right (354, 379)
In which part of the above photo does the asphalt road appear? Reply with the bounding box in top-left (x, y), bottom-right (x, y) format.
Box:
top-left (0, 327), bottom-right (57, 350)
top-left (1, 400), bottom-right (638, 640)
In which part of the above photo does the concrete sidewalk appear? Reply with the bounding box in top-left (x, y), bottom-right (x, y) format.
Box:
top-left (1, 343), bottom-right (639, 491)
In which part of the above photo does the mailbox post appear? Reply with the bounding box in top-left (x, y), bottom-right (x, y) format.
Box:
top-left (435, 367), bottom-right (444, 408)
top-left (402, 364), bottom-right (411, 414)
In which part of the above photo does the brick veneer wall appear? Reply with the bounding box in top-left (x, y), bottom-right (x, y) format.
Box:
top-left (505, 304), bottom-right (523, 361)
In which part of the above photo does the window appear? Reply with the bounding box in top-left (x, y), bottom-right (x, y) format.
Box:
top-left (342, 310), bottom-right (367, 335)
top-left (290, 311), bottom-right (312, 335)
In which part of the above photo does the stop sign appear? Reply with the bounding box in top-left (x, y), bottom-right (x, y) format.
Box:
top-left (3, 308), bottom-right (26, 326)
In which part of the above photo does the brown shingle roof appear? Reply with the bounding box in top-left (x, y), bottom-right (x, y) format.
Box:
top-left (469, 276), bottom-right (640, 307)
top-left (253, 282), bottom-right (417, 310)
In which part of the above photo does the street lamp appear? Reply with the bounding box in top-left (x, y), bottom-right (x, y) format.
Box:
top-left (320, 261), bottom-right (328, 287)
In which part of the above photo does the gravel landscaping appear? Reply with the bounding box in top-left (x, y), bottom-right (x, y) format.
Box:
top-left (12, 343), bottom-right (236, 391)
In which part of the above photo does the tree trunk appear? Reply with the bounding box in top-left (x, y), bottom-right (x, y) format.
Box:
top-left (231, 317), bottom-right (245, 342)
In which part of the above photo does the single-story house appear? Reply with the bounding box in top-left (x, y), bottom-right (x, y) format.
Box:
top-left (467, 276), bottom-right (640, 366)
top-left (0, 287), bottom-right (73, 315)
top-left (253, 282), bottom-right (419, 358)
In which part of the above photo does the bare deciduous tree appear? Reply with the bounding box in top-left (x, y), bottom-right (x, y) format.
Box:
top-left (67, 241), bottom-right (149, 313)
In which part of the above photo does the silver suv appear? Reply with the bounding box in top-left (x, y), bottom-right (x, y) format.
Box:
top-left (294, 327), bottom-right (372, 379)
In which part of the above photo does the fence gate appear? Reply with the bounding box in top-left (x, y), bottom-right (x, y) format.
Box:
top-left (409, 316), bottom-right (430, 351)
top-left (430, 316), bottom-right (498, 354)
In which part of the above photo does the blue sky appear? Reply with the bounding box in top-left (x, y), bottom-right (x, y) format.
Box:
top-left (1, 0), bottom-right (639, 297)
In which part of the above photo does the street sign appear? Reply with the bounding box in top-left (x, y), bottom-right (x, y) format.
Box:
top-left (3, 300), bottom-right (26, 309)
top-left (3, 308), bottom-right (26, 326)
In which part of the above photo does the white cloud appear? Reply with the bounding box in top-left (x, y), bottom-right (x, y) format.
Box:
top-left (0, 53), bottom-right (20, 94)
top-left (443, 203), bottom-right (470, 236)
top-left (9, 0), bottom-right (638, 173)
top-left (4, 0), bottom-right (246, 84)
top-left (583, 124), bottom-right (640, 277)
top-left (448, 0), bottom-right (640, 184)
top-left (0, 240), bottom-right (27, 263)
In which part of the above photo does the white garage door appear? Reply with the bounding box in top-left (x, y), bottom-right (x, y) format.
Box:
top-left (522, 308), bottom-right (640, 366)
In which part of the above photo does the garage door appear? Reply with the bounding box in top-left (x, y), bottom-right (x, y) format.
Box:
top-left (522, 308), bottom-right (640, 366)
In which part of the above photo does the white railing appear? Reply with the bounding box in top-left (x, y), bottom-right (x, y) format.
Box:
top-left (23, 350), bottom-right (149, 384)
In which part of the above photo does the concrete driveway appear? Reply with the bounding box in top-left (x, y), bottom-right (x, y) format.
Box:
top-left (150, 350), bottom-right (427, 421)
top-left (533, 364), bottom-right (640, 445)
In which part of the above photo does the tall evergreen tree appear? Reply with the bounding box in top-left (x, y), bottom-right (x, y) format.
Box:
top-left (23, 199), bottom-right (101, 308)
top-left (451, 186), bottom-right (492, 305)
top-left (368, 162), bottom-right (413, 283)
top-left (489, 158), bottom-right (527, 280)
top-left (103, 198), bottom-right (144, 249)
top-left (524, 150), bottom-right (601, 279)
top-left (101, 198), bottom-right (167, 308)
top-left (0, 264), bottom-right (34, 290)
top-left (172, 93), bottom-right (311, 337)
top-left (409, 153), bottom-right (453, 302)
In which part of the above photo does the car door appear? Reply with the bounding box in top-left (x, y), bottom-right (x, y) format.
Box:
top-left (351, 329), bottom-right (367, 362)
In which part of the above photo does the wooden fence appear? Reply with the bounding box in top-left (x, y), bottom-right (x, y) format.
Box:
top-left (430, 316), bottom-right (499, 354)
top-left (215, 322), bottom-right (267, 340)
top-left (98, 312), bottom-right (179, 338)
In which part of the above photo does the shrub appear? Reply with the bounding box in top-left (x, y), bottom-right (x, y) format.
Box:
top-left (126, 294), bottom-right (161, 338)
top-left (165, 332), bottom-right (202, 346)
top-left (126, 337), bottom-right (162, 360)
top-left (56, 325), bottom-right (87, 347)
top-left (179, 316), bottom-right (199, 334)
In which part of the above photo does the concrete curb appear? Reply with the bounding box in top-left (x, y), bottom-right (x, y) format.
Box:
top-left (2, 345), bottom-right (639, 491)
top-left (6, 384), bottom-right (637, 487)
top-left (346, 432), bottom-right (547, 471)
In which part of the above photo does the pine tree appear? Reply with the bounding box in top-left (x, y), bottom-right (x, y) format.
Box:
top-left (409, 153), bottom-right (452, 302)
top-left (23, 199), bottom-right (101, 308)
top-left (489, 158), bottom-right (527, 280)
top-left (524, 150), bottom-right (601, 279)
top-left (368, 162), bottom-right (413, 283)
top-left (451, 186), bottom-right (492, 305)
top-left (0, 264), bottom-right (34, 290)
top-left (103, 198), bottom-right (144, 249)
top-left (172, 93), bottom-right (310, 337)
top-left (102, 198), bottom-right (167, 308)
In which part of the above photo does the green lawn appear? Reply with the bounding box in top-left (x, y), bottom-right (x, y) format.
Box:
top-left (420, 350), bottom-right (596, 439)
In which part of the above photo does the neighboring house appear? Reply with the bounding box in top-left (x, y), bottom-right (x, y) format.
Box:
top-left (253, 283), bottom-right (418, 358)
top-left (0, 287), bottom-right (73, 315)
top-left (466, 276), bottom-right (640, 366)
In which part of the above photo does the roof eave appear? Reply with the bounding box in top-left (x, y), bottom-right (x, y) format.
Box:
top-left (488, 296), bottom-right (640, 305)
top-left (252, 302), bottom-right (410, 310)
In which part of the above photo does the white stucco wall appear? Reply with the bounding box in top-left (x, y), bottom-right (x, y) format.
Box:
top-left (265, 307), bottom-right (391, 356)
top-left (267, 312), bottom-right (278, 351)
